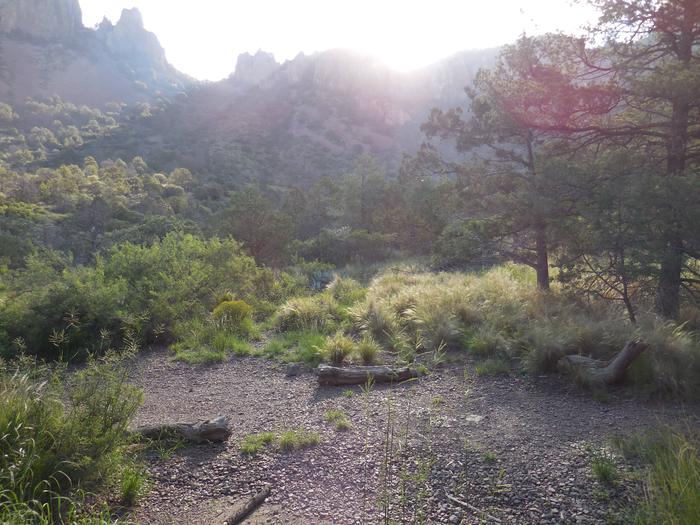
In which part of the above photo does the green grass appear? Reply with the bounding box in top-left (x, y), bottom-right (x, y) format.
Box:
top-left (278, 430), bottom-right (321, 451)
top-left (119, 465), bottom-right (148, 505)
top-left (590, 453), bottom-right (618, 486)
top-left (483, 450), bottom-right (498, 462)
top-left (239, 432), bottom-right (276, 455)
top-left (342, 389), bottom-right (354, 398)
top-left (262, 330), bottom-right (326, 364)
top-left (324, 409), bottom-right (352, 431)
top-left (474, 357), bottom-right (510, 376)
top-left (320, 332), bottom-right (355, 365)
top-left (0, 357), bottom-right (142, 521)
top-left (239, 430), bottom-right (320, 454)
top-left (614, 427), bottom-right (700, 524)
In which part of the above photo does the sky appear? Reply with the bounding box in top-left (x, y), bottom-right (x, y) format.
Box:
top-left (80, 0), bottom-right (600, 81)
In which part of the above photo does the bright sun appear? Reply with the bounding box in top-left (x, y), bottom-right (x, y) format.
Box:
top-left (80, 0), bottom-right (599, 80)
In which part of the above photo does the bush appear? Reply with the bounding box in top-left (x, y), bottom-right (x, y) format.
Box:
top-left (212, 300), bottom-right (254, 337)
top-left (356, 335), bottom-right (381, 365)
top-left (0, 234), bottom-right (295, 362)
top-left (320, 332), bottom-right (355, 365)
top-left (274, 295), bottom-right (343, 333)
top-left (0, 356), bottom-right (143, 518)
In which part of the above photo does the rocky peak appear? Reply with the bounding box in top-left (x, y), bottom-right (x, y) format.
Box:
top-left (232, 51), bottom-right (279, 85)
top-left (96, 8), bottom-right (168, 71)
top-left (0, 0), bottom-right (83, 41)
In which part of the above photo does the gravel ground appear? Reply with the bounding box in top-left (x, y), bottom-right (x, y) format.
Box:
top-left (128, 348), bottom-right (699, 524)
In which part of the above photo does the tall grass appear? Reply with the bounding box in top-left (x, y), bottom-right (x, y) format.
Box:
top-left (615, 427), bottom-right (700, 524)
top-left (349, 264), bottom-right (700, 397)
top-left (0, 355), bottom-right (143, 522)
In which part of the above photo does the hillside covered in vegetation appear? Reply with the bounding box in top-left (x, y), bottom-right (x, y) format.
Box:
top-left (1, 0), bottom-right (699, 523)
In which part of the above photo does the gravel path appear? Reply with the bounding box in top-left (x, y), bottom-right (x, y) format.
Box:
top-left (128, 349), bottom-right (699, 524)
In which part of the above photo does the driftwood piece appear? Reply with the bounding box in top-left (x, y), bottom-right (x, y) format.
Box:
top-left (557, 340), bottom-right (648, 386)
top-left (225, 486), bottom-right (271, 524)
top-left (445, 492), bottom-right (501, 523)
top-left (134, 415), bottom-right (231, 443)
top-left (316, 364), bottom-right (422, 386)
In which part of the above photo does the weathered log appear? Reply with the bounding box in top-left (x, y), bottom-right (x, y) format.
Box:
top-left (225, 486), bottom-right (271, 525)
top-left (557, 339), bottom-right (648, 386)
top-left (134, 415), bottom-right (231, 443)
top-left (316, 364), bottom-right (422, 386)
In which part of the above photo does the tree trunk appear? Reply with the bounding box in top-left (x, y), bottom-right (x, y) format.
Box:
top-left (133, 416), bottom-right (231, 443)
top-left (316, 364), bottom-right (423, 386)
top-left (557, 340), bottom-right (648, 386)
top-left (655, 91), bottom-right (689, 319)
top-left (535, 223), bottom-right (550, 291)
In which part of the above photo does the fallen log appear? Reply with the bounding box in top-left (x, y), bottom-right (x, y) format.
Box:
top-left (133, 415), bottom-right (231, 443)
top-left (225, 486), bottom-right (271, 525)
top-left (557, 339), bottom-right (648, 386)
top-left (316, 364), bottom-right (422, 386)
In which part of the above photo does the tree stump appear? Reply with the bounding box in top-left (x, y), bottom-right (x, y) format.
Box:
top-left (557, 340), bottom-right (648, 386)
top-left (316, 364), bottom-right (422, 386)
top-left (133, 415), bottom-right (231, 443)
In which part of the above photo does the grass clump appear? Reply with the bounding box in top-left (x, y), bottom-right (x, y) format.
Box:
top-left (356, 334), bottom-right (381, 365)
top-left (263, 330), bottom-right (326, 365)
top-left (590, 452), bottom-right (618, 487)
top-left (278, 430), bottom-right (321, 451)
top-left (119, 464), bottom-right (149, 506)
top-left (324, 409), bottom-right (351, 431)
top-left (171, 318), bottom-right (254, 364)
top-left (615, 427), bottom-right (699, 524)
top-left (475, 357), bottom-right (510, 376)
top-left (240, 432), bottom-right (276, 455)
top-left (320, 332), bottom-right (355, 365)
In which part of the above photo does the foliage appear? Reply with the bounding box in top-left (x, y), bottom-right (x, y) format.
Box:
top-left (320, 332), bottom-right (356, 365)
top-left (356, 335), bottom-right (381, 365)
top-left (0, 355), bottom-right (143, 520)
top-left (212, 300), bottom-right (254, 338)
top-left (0, 234), bottom-right (282, 360)
top-left (262, 330), bottom-right (326, 365)
top-left (615, 426), bottom-right (700, 525)
top-left (350, 264), bottom-right (700, 397)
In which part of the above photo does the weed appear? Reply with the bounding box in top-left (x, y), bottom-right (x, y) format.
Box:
top-left (475, 358), bottom-right (510, 376)
top-left (119, 465), bottom-right (148, 506)
top-left (239, 432), bottom-right (276, 455)
top-left (356, 335), bottom-right (381, 365)
top-left (278, 430), bottom-right (321, 451)
top-left (590, 452), bottom-right (618, 486)
top-left (324, 409), bottom-right (352, 431)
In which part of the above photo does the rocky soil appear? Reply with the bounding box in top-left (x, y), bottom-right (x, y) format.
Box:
top-left (128, 349), bottom-right (698, 524)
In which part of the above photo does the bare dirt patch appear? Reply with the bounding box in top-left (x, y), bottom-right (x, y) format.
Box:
top-left (128, 349), bottom-right (698, 524)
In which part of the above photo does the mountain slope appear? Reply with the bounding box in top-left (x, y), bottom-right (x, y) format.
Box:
top-left (0, 0), bottom-right (191, 106)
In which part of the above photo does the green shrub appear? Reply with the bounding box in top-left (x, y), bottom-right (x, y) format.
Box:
top-left (212, 300), bottom-right (254, 337)
top-left (0, 357), bottom-right (142, 518)
top-left (356, 335), bottom-right (381, 365)
top-left (321, 332), bottom-right (355, 365)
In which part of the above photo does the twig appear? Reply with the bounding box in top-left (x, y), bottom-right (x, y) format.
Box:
top-left (445, 492), bottom-right (501, 523)
top-left (225, 486), bottom-right (271, 524)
